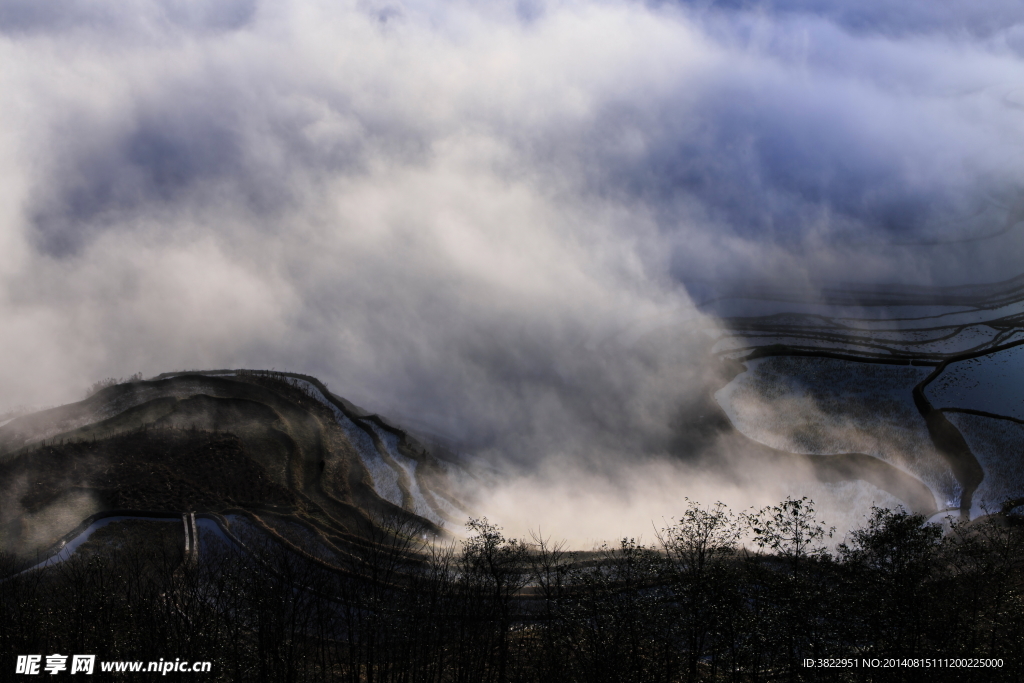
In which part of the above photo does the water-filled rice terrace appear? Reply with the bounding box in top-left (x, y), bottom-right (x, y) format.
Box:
top-left (706, 273), bottom-right (1024, 518)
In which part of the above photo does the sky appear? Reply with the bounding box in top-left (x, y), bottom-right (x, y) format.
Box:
top-left (1, 0), bottom-right (1023, 535)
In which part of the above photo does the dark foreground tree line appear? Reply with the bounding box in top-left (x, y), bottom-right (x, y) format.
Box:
top-left (2, 499), bottom-right (1023, 682)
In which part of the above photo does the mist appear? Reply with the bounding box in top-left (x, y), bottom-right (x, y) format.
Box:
top-left (1, 0), bottom-right (1022, 540)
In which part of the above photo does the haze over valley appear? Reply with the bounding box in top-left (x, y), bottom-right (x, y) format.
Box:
top-left (3, 0), bottom-right (1024, 550)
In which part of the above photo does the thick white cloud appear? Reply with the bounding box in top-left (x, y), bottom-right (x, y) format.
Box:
top-left (0, 0), bottom-right (1022, 483)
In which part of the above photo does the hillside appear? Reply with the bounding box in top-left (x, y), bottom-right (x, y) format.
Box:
top-left (0, 370), bottom-right (473, 561)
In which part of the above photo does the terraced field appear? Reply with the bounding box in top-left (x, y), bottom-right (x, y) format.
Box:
top-left (8, 280), bottom-right (1024, 571)
top-left (926, 345), bottom-right (1024, 420)
top-left (943, 412), bottom-right (1024, 516)
top-left (706, 273), bottom-right (1024, 518)
top-left (0, 371), bottom-right (473, 564)
top-left (716, 357), bottom-right (957, 510)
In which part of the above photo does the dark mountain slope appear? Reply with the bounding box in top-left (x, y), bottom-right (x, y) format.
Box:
top-left (0, 371), bottom-right (472, 561)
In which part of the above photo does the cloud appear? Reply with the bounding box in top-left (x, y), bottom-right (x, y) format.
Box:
top-left (0, 0), bottom-right (1022, 534)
